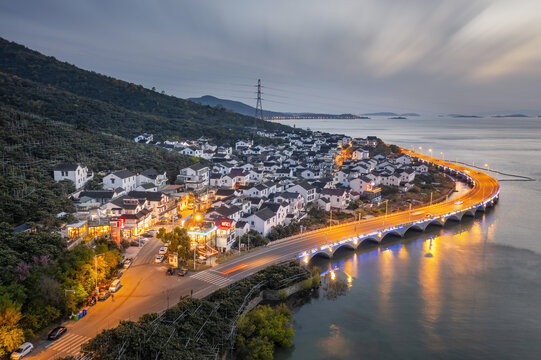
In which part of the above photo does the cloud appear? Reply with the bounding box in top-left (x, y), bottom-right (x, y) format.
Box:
top-left (1, 0), bottom-right (540, 114)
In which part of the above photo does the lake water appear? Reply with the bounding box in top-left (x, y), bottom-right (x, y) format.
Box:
top-left (275, 117), bottom-right (541, 359)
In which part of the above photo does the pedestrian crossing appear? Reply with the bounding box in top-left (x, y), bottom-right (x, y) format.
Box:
top-left (46, 332), bottom-right (90, 359)
top-left (190, 270), bottom-right (232, 287)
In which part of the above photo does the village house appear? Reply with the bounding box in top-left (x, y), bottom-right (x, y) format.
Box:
top-left (319, 188), bottom-right (350, 209)
top-left (103, 170), bottom-right (137, 192)
top-left (53, 163), bottom-right (93, 190)
top-left (177, 163), bottom-right (210, 191)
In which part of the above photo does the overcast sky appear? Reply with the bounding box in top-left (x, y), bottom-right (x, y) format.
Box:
top-left (1, 0), bottom-right (541, 115)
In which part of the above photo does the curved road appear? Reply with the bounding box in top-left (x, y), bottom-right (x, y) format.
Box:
top-left (30, 151), bottom-right (499, 359)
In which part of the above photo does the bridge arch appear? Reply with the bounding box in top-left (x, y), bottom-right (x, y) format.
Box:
top-left (381, 230), bottom-right (403, 241)
top-left (308, 251), bottom-right (332, 262)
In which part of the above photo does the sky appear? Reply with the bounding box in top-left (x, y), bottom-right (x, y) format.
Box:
top-left (1, 0), bottom-right (541, 115)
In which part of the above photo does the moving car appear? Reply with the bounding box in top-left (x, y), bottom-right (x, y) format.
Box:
top-left (48, 326), bottom-right (67, 340)
top-left (159, 246), bottom-right (168, 255)
top-left (10, 342), bottom-right (33, 359)
top-left (142, 232), bottom-right (153, 238)
top-left (454, 200), bottom-right (463, 205)
top-left (155, 254), bottom-right (165, 263)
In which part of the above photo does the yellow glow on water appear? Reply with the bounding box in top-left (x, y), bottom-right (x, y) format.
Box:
top-left (419, 236), bottom-right (445, 351)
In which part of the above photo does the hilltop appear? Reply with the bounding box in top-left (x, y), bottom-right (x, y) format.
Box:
top-left (0, 37), bottom-right (292, 143)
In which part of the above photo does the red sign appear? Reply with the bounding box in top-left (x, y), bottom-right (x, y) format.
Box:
top-left (117, 218), bottom-right (125, 229)
top-left (217, 219), bottom-right (231, 230)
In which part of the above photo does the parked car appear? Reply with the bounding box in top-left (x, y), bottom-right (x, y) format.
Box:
top-left (159, 246), bottom-right (168, 255)
top-left (98, 291), bottom-right (111, 301)
top-left (147, 229), bottom-right (158, 235)
top-left (167, 268), bottom-right (178, 276)
top-left (10, 342), bottom-right (33, 359)
top-left (123, 259), bottom-right (132, 269)
top-left (142, 232), bottom-right (153, 238)
top-left (177, 268), bottom-right (188, 276)
top-left (48, 326), bottom-right (67, 340)
top-left (109, 279), bottom-right (121, 293)
top-left (155, 254), bottom-right (165, 263)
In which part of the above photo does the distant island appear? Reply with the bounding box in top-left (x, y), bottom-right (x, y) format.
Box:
top-left (362, 112), bottom-right (420, 117)
top-left (448, 114), bottom-right (483, 118)
top-left (389, 116), bottom-right (407, 119)
top-left (492, 114), bottom-right (529, 118)
top-left (188, 95), bottom-right (362, 120)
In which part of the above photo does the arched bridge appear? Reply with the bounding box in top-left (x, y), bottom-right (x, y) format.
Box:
top-left (298, 150), bottom-right (500, 263)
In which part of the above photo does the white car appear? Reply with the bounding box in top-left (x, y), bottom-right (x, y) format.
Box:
top-left (454, 201), bottom-right (463, 205)
top-left (159, 246), bottom-right (168, 255)
top-left (10, 342), bottom-right (34, 359)
top-left (155, 254), bottom-right (165, 263)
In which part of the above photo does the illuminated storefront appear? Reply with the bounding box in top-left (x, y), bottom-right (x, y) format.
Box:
top-left (187, 222), bottom-right (217, 248)
top-left (65, 220), bottom-right (88, 241)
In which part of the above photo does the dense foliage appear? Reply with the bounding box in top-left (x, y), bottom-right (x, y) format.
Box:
top-left (0, 37), bottom-right (292, 143)
top-left (157, 227), bottom-right (191, 261)
top-left (82, 261), bottom-right (308, 359)
top-left (238, 229), bottom-right (269, 248)
top-left (236, 304), bottom-right (294, 360)
top-left (0, 107), bottom-right (195, 226)
top-left (0, 224), bottom-right (122, 355)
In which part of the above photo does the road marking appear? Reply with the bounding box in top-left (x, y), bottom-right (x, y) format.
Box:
top-left (190, 270), bottom-right (232, 287)
top-left (220, 263), bottom-right (247, 275)
top-left (46, 333), bottom-right (90, 359)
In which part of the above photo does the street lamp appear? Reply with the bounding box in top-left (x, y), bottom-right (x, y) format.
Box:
top-left (428, 148), bottom-right (433, 157)
top-left (440, 152), bottom-right (444, 161)
top-left (485, 163), bottom-right (490, 171)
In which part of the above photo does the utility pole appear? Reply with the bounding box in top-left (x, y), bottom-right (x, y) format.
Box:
top-left (430, 192), bottom-right (433, 206)
top-left (409, 203), bottom-right (412, 222)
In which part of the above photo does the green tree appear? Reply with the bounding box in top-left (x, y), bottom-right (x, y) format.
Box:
top-left (236, 304), bottom-right (294, 360)
top-left (157, 227), bottom-right (191, 262)
top-left (239, 230), bottom-right (269, 248)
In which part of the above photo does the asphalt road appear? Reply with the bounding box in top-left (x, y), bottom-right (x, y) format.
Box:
top-left (29, 151), bottom-right (499, 359)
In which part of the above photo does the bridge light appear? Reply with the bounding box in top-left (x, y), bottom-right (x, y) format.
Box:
top-left (303, 255), bottom-right (308, 264)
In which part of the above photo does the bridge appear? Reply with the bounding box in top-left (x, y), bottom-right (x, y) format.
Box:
top-left (297, 149), bottom-right (500, 263)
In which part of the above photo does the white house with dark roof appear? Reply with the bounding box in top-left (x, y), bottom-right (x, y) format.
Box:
top-left (319, 188), bottom-right (350, 209)
top-left (288, 181), bottom-right (318, 203)
top-left (177, 163), bottom-right (210, 191)
top-left (137, 168), bottom-right (167, 189)
top-left (53, 163), bottom-right (93, 190)
top-left (103, 170), bottom-right (136, 192)
top-left (249, 207), bottom-right (278, 236)
top-left (352, 148), bottom-right (370, 160)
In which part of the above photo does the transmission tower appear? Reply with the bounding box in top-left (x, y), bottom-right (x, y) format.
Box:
top-left (254, 79), bottom-right (264, 123)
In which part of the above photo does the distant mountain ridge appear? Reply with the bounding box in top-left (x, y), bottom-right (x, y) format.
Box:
top-left (361, 112), bottom-right (420, 117)
top-left (188, 95), bottom-right (362, 119)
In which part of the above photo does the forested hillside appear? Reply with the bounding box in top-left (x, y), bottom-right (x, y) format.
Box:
top-left (0, 37), bottom-right (291, 142)
top-left (0, 107), bottom-right (196, 226)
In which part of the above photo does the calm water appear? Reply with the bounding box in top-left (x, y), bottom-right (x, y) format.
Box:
top-left (275, 117), bottom-right (541, 359)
